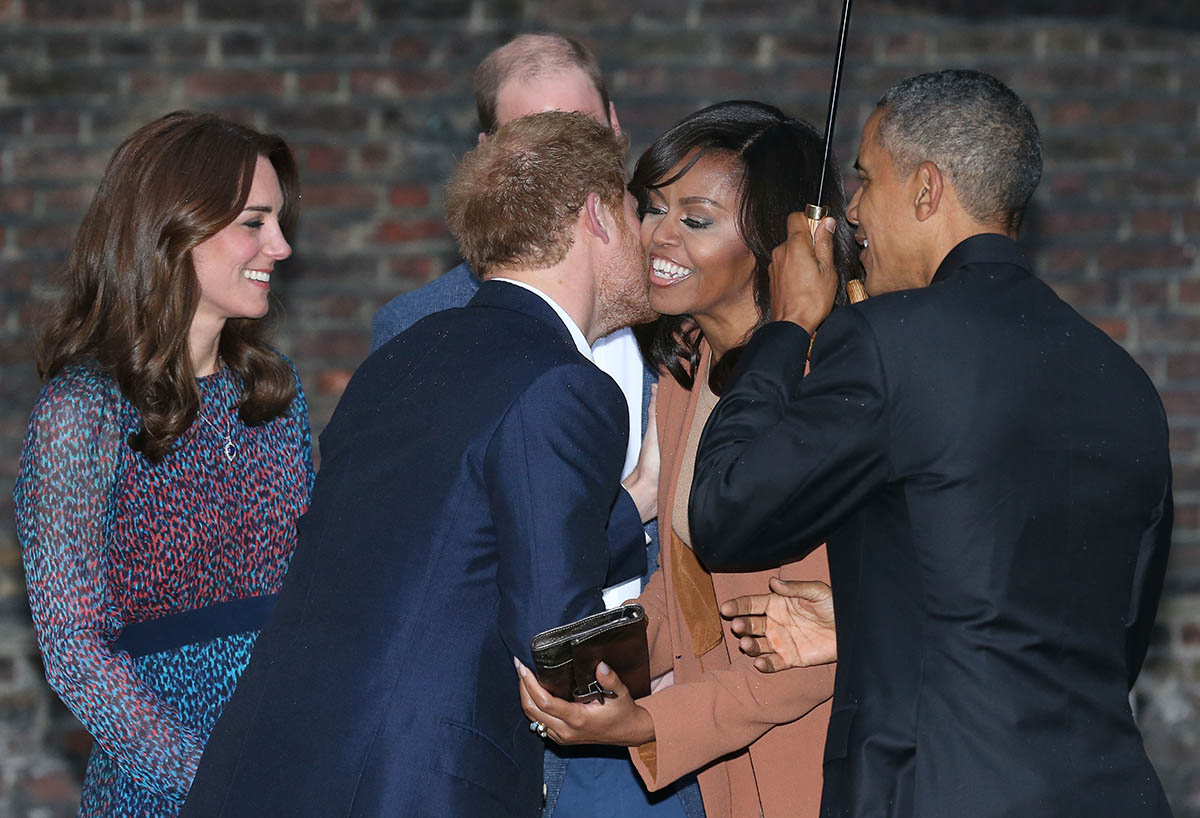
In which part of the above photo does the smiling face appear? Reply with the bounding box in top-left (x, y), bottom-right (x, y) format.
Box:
top-left (640, 150), bottom-right (759, 345)
top-left (846, 109), bottom-right (929, 295)
top-left (191, 155), bottom-right (291, 327)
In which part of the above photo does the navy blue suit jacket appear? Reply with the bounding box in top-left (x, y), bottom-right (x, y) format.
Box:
top-left (692, 235), bottom-right (1173, 818)
top-left (182, 281), bottom-right (645, 818)
top-left (373, 262), bottom-right (662, 579)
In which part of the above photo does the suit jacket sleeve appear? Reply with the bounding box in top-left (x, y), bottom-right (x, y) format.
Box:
top-left (1125, 470), bottom-right (1173, 688)
top-left (690, 312), bottom-right (892, 570)
top-left (485, 362), bottom-right (630, 666)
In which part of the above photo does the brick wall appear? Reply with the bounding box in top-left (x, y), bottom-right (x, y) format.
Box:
top-left (1, 1), bottom-right (1197, 815)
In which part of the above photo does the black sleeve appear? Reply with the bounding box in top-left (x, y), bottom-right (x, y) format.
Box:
top-left (689, 311), bottom-right (891, 570)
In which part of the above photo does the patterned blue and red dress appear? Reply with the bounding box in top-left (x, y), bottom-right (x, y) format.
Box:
top-left (14, 361), bottom-right (313, 817)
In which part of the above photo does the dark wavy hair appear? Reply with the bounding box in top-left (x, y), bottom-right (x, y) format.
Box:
top-left (37, 111), bottom-right (301, 462)
top-left (630, 100), bottom-right (861, 393)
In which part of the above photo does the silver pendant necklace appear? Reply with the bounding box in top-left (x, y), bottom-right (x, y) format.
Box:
top-left (197, 407), bottom-right (239, 462)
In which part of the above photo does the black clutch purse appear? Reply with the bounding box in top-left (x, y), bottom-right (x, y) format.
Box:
top-left (530, 603), bottom-right (650, 703)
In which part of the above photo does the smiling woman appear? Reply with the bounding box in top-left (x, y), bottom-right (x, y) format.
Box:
top-left (517, 100), bottom-right (863, 818)
top-left (13, 112), bottom-right (314, 818)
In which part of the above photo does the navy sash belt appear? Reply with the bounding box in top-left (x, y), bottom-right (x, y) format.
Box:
top-left (112, 594), bottom-right (277, 658)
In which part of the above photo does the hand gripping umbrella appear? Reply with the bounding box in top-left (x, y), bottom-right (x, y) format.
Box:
top-left (804, 0), bottom-right (868, 304)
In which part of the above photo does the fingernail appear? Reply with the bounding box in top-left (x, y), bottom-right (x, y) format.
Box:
top-left (514, 658), bottom-right (527, 677)
top-left (597, 661), bottom-right (610, 675)
top-left (823, 217), bottom-right (836, 233)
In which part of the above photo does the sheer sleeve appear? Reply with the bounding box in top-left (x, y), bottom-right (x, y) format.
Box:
top-left (14, 368), bottom-right (204, 803)
top-left (284, 357), bottom-right (316, 501)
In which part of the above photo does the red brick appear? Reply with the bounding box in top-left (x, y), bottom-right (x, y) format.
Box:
top-left (879, 32), bottom-right (930, 61)
top-left (43, 185), bottom-right (96, 214)
top-left (1182, 623), bottom-right (1200, 646)
top-left (316, 0), bottom-right (361, 21)
top-left (1130, 210), bottom-right (1174, 239)
top-left (1097, 244), bottom-right (1193, 274)
top-left (140, 0), bottom-right (188, 24)
top-left (1170, 428), bottom-right (1197, 453)
top-left (390, 36), bottom-right (433, 61)
top-left (1143, 315), bottom-right (1200, 344)
top-left (1049, 100), bottom-right (1092, 127)
top-left (350, 69), bottom-right (456, 98)
top-left (357, 144), bottom-right (394, 172)
top-left (316, 368), bottom-right (353, 395)
top-left (297, 145), bottom-right (348, 175)
top-left (1047, 173), bottom-right (1088, 197)
top-left (1090, 317), bottom-right (1128, 343)
top-left (0, 187), bottom-right (34, 214)
top-left (388, 185), bottom-right (431, 208)
top-left (1042, 210), bottom-right (1119, 236)
top-left (1126, 278), bottom-right (1170, 308)
top-left (300, 184), bottom-right (377, 210)
top-left (386, 256), bottom-right (435, 282)
top-left (1168, 354), bottom-right (1200, 380)
top-left (16, 222), bottom-right (76, 252)
top-left (298, 72), bottom-right (341, 95)
top-left (374, 218), bottom-right (448, 244)
top-left (129, 71), bottom-right (172, 96)
top-left (1036, 248), bottom-right (1089, 275)
top-left (184, 71), bottom-right (286, 99)
top-left (1049, 279), bottom-right (1118, 310)
top-left (1180, 281), bottom-right (1200, 304)
top-left (291, 331), bottom-right (367, 361)
top-left (1161, 390), bottom-right (1200, 417)
top-left (18, 769), bottom-right (80, 804)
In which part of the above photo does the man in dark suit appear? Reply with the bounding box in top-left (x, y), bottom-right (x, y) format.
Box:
top-left (368, 33), bottom-right (699, 818)
top-left (691, 70), bottom-right (1173, 818)
top-left (181, 113), bottom-right (658, 818)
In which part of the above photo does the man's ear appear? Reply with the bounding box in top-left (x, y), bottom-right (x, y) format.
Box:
top-left (582, 191), bottom-right (613, 243)
top-left (914, 161), bottom-right (943, 223)
top-left (608, 101), bottom-right (622, 138)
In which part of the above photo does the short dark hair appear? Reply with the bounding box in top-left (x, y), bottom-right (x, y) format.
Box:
top-left (473, 33), bottom-right (611, 134)
top-left (875, 69), bottom-right (1042, 233)
top-left (446, 111), bottom-right (629, 277)
top-left (629, 100), bottom-right (860, 393)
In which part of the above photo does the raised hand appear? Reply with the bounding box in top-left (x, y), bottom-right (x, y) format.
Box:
top-left (720, 577), bottom-right (837, 672)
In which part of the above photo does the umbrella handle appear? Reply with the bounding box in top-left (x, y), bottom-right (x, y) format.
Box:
top-left (805, 204), bottom-right (867, 304)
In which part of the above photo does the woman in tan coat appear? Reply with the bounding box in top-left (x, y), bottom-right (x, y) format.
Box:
top-left (519, 100), bottom-right (861, 818)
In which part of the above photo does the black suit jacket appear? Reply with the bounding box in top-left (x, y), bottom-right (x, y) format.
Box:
top-left (182, 281), bottom-right (645, 818)
top-left (690, 235), bottom-right (1172, 818)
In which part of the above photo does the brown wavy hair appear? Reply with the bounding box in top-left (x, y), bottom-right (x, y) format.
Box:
top-left (37, 111), bottom-right (301, 462)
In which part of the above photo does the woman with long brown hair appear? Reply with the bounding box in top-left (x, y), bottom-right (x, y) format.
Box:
top-left (14, 112), bottom-right (313, 817)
